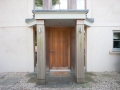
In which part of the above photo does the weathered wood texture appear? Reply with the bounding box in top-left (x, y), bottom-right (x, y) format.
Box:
top-left (43, 0), bottom-right (52, 9)
top-left (84, 26), bottom-right (87, 67)
top-left (68, 0), bottom-right (77, 9)
top-left (75, 20), bottom-right (84, 83)
top-left (46, 28), bottom-right (50, 70)
top-left (36, 21), bottom-right (46, 84)
top-left (85, 0), bottom-right (86, 9)
top-left (33, 27), bottom-right (36, 68)
top-left (49, 28), bottom-right (70, 69)
top-left (70, 28), bottom-right (76, 71)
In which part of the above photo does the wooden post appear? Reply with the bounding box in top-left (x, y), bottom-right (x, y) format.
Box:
top-left (75, 20), bottom-right (84, 84)
top-left (68, 0), bottom-right (77, 9)
top-left (36, 20), bottom-right (46, 84)
top-left (43, 0), bottom-right (52, 10)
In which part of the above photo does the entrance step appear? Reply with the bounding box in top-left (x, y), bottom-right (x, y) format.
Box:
top-left (50, 67), bottom-right (70, 71)
top-left (50, 71), bottom-right (69, 77)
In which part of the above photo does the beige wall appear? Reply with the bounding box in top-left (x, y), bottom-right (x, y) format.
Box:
top-left (0, 0), bottom-right (33, 27)
top-left (0, 0), bottom-right (120, 72)
top-left (86, 0), bottom-right (120, 72)
top-left (0, 0), bottom-right (34, 72)
top-left (87, 27), bottom-right (120, 72)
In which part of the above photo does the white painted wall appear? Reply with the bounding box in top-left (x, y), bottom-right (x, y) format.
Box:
top-left (86, 0), bottom-right (120, 72)
top-left (0, 0), bottom-right (34, 72)
top-left (0, 0), bottom-right (33, 27)
top-left (0, 0), bottom-right (120, 72)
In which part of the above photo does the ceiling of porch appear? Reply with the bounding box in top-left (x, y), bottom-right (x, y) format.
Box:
top-left (45, 19), bottom-right (76, 27)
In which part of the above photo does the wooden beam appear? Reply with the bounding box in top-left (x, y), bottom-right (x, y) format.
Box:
top-left (75, 20), bottom-right (84, 84)
top-left (36, 20), bottom-right (46, 84)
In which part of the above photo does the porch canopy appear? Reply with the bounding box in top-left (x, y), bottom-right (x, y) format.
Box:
top-left (26, 10), bottom-right (94, 27)
top-left (25, 10), bottom-right (94, 85)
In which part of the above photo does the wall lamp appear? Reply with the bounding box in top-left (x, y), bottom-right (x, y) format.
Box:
top-left (39, 28), bottom-right (42, 33)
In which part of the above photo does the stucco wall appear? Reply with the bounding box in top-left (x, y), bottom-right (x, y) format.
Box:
top-left (0, 0), bottom-right (34, 72)
top-left (0, 0), bottom-right (33, 27)
top-left (86, 0), bottom-right (120, 72)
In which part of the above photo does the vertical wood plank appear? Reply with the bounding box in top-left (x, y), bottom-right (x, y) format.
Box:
top-left (33, 27), bottom-right (36, 68)
top-left (61, 30), bottom-right (64, 67)
top-left (68, 30), bottom-right (70, 68)
top-left (49, 28), bottom-right (71, 69)
top-left (36, 20), bottom-right (46, 84)
top-left (46, 28), bottom-right (50, 71)
top-left (68, 0), bottom-right (77, 9)
top-left (75, 20), bottom-right (84, 84)
top-left (43, 0), bottom-right (52, 10)
top-left (54, 30), bottom-right (57, 67)
top-left (84, 26), bottom-right (87, 69)
top-left (70, 27), bottom-right (75, 71)
top-left (48, 0), bottom-right (52, 9)
top-left (50, 29), bottom-right (52, 68)
top-left (85, 0), bottom-right (86, 9)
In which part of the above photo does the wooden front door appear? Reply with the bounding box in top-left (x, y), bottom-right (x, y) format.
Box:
top-left (49, 28), bottom-right (70, 69)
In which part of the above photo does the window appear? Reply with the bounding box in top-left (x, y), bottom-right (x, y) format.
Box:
top-left (113, 31), bottom-right (120, 51)
top-left (35, 0), bottom-right (43, 10)
top-left (77, 0), bottom-right (85, 9)
top-left (52, 0), bottom-right (67, 10)
top-left (34, 0), bottom-right (85, 10)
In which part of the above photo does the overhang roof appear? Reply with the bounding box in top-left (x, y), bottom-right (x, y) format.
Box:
top-left (32, 10), bottom-right (89, 14)
top-left (25, 10), bottom-right (94, 27)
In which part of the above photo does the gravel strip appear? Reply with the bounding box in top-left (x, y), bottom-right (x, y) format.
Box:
top-left (0, 72), bottom-right (120, 90)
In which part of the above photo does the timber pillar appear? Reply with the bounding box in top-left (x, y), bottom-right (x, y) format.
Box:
top-left (75, 20), bottom-right (85, 84)
top-left (36, 20), bottom-right (46, 84)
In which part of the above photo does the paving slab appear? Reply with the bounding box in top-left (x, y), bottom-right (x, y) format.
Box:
top-left (36, 84), bottom-right (56, 88)
top-left (0, 77), bottom-right (20, 85)
top-left (85, 72), bottom-right (96, 76)
top-left (28, 77), bottom-right (37, 83)
top-left (61, 76), bottom-right (75, 82)
top-left (47, 77), bottom-right (60, 82)
top-left (26, 72), bottom-right (37, 77)
top-left (116, 81), bottom-right (120, 85)
top-left (55, 84), bottom-right (72, 88)
top-left (85, 72), bottom-right (96, 83)
top-left (73, 83), bottom-right (90, 88)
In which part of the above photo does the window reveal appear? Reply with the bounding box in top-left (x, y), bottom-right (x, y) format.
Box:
top-left (113, 32), bottom-right (120, 49)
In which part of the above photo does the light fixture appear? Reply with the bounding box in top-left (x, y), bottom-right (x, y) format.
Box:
top-left (39, 28), bottom-right (42, 33)
top-left (79, 27), bottom-right (82, 33)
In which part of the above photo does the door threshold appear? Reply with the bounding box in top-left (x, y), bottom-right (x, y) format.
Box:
top-left (50, 69), bottom-right (71, 72)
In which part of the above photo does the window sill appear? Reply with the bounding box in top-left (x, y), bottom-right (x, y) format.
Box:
top-left (109, 51), bottom-right (120, 55)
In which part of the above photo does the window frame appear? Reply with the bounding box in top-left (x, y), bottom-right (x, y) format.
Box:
top-left (113, 30), bottom-right (120, 51)
top-left (34, 0), bottom-right (86, 10)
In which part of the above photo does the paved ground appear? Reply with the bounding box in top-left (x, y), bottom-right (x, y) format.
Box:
top-left (0, 72), bottom-right (120, 90)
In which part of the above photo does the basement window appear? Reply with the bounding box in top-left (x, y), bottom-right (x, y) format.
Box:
top-left (113, 31), bottom-right (120, 51)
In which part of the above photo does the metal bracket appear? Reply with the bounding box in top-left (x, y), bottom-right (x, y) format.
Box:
top-left (39, 28), bottom-right (42, 33)
top-left (79, 27), bottom-right (83, 33)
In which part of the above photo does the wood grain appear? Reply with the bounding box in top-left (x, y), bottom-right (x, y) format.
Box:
top-left (49, 28), bottom-right (70, 69)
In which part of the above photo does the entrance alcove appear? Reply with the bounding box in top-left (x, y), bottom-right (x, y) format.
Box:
top-left (26, 9), bottom-right (94, 84)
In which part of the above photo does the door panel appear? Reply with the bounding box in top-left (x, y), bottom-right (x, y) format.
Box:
top-left (49, 29), bottom-right (70, 69)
